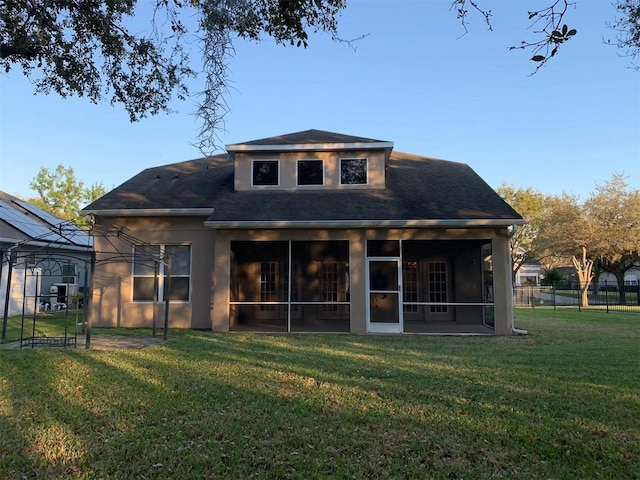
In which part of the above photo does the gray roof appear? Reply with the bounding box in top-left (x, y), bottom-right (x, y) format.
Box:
top-left (83, 150), bottom-right (523, 225)
top-left (228, 129), bottom-right (389, 147)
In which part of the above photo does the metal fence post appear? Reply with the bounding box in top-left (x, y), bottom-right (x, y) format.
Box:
top-left (605, 280), bottom-right (609, 313)
top-left (577, 282), bottom-right (582, 312)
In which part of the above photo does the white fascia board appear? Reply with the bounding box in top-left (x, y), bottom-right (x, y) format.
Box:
top-left (226, 142), bottom-right (394, 152)
top-left (204, 218), bottom-right (526, 229)
top-left (81, 208), bottom-right (214, 217)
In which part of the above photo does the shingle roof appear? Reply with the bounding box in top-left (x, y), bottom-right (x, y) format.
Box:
top-left (229, 129), bottom-right (389, 147)
top-left (83, 151), bottom-right (523, 224)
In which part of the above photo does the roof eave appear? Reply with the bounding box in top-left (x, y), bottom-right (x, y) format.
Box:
top-left (81, 208), bottom-right (215, 217)
top-left (226, 142), bottom-right (394, 153)
top-left (203, 219), bottom-right (526, 229)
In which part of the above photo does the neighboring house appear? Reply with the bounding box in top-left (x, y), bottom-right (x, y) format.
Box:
top-left (82, 130), bottom-right (524, 335)
top-left (554, 265), bottom-right (639, 289)
top-left (597, 268), bottom-right (640, 289)
top-left (513, 247), bottom-right (543, 285)
top-left (0, 191), bottom-right (92, 316)
top-left (515, 262), bottom-right (543, 286)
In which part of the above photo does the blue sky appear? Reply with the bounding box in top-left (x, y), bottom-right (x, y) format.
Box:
top-left (0, 0), bottom-right (638, 204)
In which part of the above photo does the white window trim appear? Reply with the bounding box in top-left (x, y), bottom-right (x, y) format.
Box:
top-left (132, 244), bottom-right (192, 303)
top-left (296, 159), bottom-right (325, 187)
top-left (251, 159), bottom-right (280, 187)
top-left (339, 157), bottom-right (368, 185)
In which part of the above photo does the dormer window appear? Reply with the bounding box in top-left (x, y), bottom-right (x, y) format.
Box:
top-left (252, 160), bottom-right (279, 186)
top-left (340, 158), bottom-right (367, 185)
top-left (297, 160), bottom-right (324, 186)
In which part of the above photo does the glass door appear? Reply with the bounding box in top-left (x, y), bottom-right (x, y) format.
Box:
top-left (367, 259), bottom-right (402, 333)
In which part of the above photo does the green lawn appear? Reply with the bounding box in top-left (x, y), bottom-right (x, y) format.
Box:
top-left (1, 310), bottom-right (85, 344)
top-left (1, 310), bottom-right (638, 479)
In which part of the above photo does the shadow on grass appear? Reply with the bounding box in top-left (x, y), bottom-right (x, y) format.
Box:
top-left (1, 319), bottom-right (638, 478)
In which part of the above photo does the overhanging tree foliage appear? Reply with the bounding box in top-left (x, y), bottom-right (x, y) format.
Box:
top-left (608, 0), bottom-right (640, 68)
top-left (1, 1), bottom-right (638, 151)
top-left (0, 0), bottom-right (346, 152)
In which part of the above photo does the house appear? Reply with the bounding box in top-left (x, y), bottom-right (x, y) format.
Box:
top-left (0, 191), bottom-right (92, 316)
top-left (82, 130), bottom-right (524, 335)
top-left (515, 261), bottom-right (544, 286)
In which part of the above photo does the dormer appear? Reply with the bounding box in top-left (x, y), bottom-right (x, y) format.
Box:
top-left (226, 129), bottom-right (394, 191)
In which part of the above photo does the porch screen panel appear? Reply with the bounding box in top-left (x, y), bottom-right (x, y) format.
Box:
top-left (482, 242), bottom-right (495, 328)
top-left (290, 241), bottom-right (350, 332)
top-left (230, 241), bottom-right (288, 331)
top-left (403, 261), bottom-right (418, 313)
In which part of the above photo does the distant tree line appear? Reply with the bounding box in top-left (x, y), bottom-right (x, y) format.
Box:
top-left (497, 174), bottom-right (640, 307)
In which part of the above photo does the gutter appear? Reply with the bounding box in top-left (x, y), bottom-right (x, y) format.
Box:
top-left (81, 208), bottom-right (215, 217)
top-left (204, 218), bottom-right (527, 229)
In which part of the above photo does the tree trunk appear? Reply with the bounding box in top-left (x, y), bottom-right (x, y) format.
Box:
top-left (572, 247), bottom-right (594, 308)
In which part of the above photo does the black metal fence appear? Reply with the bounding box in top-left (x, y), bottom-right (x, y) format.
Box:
top-left (513, 280), bottom-right (640, 314)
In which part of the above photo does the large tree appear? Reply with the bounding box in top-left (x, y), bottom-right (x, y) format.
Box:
top-left (537, 194), bottom-right (595, 307)
top-left (1, 1), bottom-right (638, 152)
top-left (536, 174), bottom-right (640, 307)
top-left (28, 164), bottom-right (107, 222)
top-left (584, 174), bottom-right (640, 304)
top-left (496, 183), bottom-right (547, 283)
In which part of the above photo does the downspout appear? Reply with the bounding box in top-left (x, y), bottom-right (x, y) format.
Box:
top-left (508, 224), bottom-right (528, 335)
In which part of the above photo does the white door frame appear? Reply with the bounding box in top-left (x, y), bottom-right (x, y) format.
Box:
top-left (366, 257), bottom-right (403, 333)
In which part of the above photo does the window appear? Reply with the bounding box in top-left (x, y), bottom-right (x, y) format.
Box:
top-left (321, 262), bottom-right (339, 311)
top-left (340, 158), bottom-right (367, 185)
top-left (428, 261), bottom-right (448, 313)
top-left (61, 264), bottom-right (77, 284)
top-left (252, 160), bottom-right (279, 186)
top-left (297, 160), bottom-right (324, 185)
top-left (259, 262), bottom-right (277, 311)
top-left (133, 244), bottom-right (191, 302)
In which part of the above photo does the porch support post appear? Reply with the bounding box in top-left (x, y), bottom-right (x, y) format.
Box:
top-left (211, 230), bottom-right (230, 331)
top-left (349, 230), bottom-right (367, 334)
top-left (492, 231), bottom-right (515, 335)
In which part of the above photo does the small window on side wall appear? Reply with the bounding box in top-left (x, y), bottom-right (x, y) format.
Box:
top-left (297, 160), bottom-right (324, 186)
top-left (340, 158), bottom-right (367, 185)
top-left (252, 160), bottom-right (279, 186)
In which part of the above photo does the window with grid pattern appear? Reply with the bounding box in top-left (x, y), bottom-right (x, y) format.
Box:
top-left (321, 262), bottom-right (339, 311)
top-left (133, 245), bottom-right (190, 302)
top-left (428, 261), bottom-right (448, 313)
top-left (260, 262), bottom-right (277, 311)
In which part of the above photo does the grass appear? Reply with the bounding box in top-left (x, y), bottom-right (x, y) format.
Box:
top-left (1, 310), bottom-right (638, 479)
top-left (0, 310), bottom-right (85, 344)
